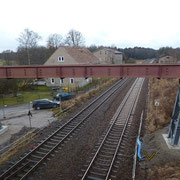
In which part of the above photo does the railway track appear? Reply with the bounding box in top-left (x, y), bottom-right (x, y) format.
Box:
top-left (0, 78), bottom-right (131, 180)
top-left (80, 78), bottom-right (144, 180)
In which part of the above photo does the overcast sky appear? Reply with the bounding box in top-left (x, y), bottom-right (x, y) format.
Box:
top-left (0, 0), bottom-right (180, 52)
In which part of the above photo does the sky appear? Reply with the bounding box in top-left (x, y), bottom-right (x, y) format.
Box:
top-left (0, 0), bottom-right (180, 52)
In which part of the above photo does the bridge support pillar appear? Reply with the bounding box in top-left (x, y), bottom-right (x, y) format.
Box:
top-left (168, 79), bottom-right (180, 145)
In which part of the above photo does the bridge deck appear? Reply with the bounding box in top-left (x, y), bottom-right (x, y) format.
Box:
top-left (0, 64), bottom-right (180, 78)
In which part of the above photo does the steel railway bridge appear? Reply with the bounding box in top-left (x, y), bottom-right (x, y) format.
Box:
top-left (0, 64), bottom-right (180, 79)
top-left (0, 64), bottom-right (179, 145)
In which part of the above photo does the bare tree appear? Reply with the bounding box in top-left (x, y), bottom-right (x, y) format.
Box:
top-left (65, 29), bottom-right (85, 47)
top-left (17, 28), bottom-right (41, 65)
top-left (47, 34), bottom-right (64, 49)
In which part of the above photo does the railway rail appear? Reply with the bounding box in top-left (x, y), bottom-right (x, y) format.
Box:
top-left (80, 78), bottom-right (144, 180)
top-left (0, 78), bottom-right (131, 180)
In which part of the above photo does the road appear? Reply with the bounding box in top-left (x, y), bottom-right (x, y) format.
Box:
top-left (0, 103), bottom-right (33, 120)
top-left (0, 103), bottom-right (57, 145)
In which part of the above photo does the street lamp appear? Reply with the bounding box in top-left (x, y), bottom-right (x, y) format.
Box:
top-left (0, 104), bottom-right (7, 129)
top-left (2, 104), bottom-right (7, 119)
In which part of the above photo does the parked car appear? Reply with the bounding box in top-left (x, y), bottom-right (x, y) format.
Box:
top-left (32, 99), bottom-right (60, 110)
top-left (52, 87), bottom-right (60, 91)
top-left (54, 92), bottom-right (75, 101)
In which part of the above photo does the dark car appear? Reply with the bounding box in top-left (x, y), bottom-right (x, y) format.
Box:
top-left (54, 92), bottom-right (75, 101)
top-left (32, 99), bottom-right (60, 110)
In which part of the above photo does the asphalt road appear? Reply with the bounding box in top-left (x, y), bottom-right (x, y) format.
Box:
top-left (0, 103), bottom-right (33, 119)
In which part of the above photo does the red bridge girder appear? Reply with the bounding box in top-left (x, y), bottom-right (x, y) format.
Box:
top-left (0, 64), bottom-right (180, 79)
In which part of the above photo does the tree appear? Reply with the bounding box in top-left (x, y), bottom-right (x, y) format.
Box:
top-left (65, 29), bottom-right (85, 47)
top-left (47, 34), bottom-right (64, 49)
top-left (88, 44), bottom-right (98, 52)
top-left (17, 28), bottom-right (41, 65)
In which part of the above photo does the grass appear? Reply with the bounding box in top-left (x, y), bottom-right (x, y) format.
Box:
top-left (29, 85), bottom-right (53, 92)
top-left (0, 78), bottom-right (112, 107)
top-left (0, 91), bottom-right (52, 106)
top-left (0, 59), bottom-right (5, 65)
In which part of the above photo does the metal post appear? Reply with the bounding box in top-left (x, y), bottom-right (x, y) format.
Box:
top-left (28, 102), bottom-right (32, 129)
top-left (168, 79), bottom-right (180, 145)
top-left (29, 114), bottom-right (32, 129)
top-left (155, 106), bottom-right (157, 119)
top-left (59, 96), bottom-right (62, 113)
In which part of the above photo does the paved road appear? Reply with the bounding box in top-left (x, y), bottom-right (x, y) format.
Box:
top-left (0, 104), bottom-right (56, 145)
top-left (0, 103), bottom-right (33, 120)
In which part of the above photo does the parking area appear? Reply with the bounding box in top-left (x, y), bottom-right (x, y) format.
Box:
top-left (0, 105), bottom-right (57, 145)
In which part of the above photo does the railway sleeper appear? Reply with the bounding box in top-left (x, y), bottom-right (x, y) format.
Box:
top-left (120, 141), bottom-right (127, 147)
top-left (27, 159), bottom-right (39, 164)
top-left (106, 135), bottom-right (120, 141)
top-left (57, 132), bottom-right (68, 136)
top-left (30, 154), bottom-right (42, 160)
top-left (103, 143), bottom-right (116, 149)
top-left (52, 135), bottom-right (63, 139)
top-left (110, 128), bottom-right (123, 133)
top-left (87, 175), bottom-right (105, 180)
top-left (64, 127), bottom-right (74, 131)
top-left (92, 166), bottom-right (108, 173)
top-left (100, 152), bottom-right (114, 158)
top-left (94, 162), bottom-right (110, 169)
top-left (109, 174), bottom-right (117, 180)
top-left (96, 157), bottom-right (112, 163)
top-left (66, 124), bottom-right (77, 128)
top-left (104, 141), bottom-right (118, 146)
top-left (111, 168), bottom-right (118, 173)
top-left (89, 170), bottom-right (107, 178)
top-left (98, 154), bottom-right (113, 160)
top-left (100, 149), bottom-right (114, 155)
top-left (35, 150), bottom-right (47, 156)
top-left (112, 125), bottom-right (124, 130)
top-left (39, 147), bottom-right (51, 152)
top-left (109, 132), bottom-right (122, 136)
top-left (53, 134), bottom-right (64, 138)
top-left (50, 138), bottom-right (60, 143)
top-left (46, 141), bottom-right (57, 146)
top-left (102, 146), bottom-right (115, 151)
top-left (105, 139), bottom-right (119, 144)
top-left (17, 173), bottom-right (26, 179)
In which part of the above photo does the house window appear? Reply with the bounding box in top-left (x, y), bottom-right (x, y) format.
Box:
top-left (70, 78), bottom-right (74, 84)
top-left (60, 78), bottom-right (64, 84)
top-left (51, 78), bottom-right (55, 84)
top-left (58, 56), bottom-right (64, 62)
top-left (105, 51), bottom-right (107, 54)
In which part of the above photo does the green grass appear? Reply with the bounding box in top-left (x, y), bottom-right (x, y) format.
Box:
top-left (0, 92), bottom-right (53, 106)
top-left (0, 84), bottom-right (59, 106)
top-left (0, 78), bottom-right (111, 107)
top-left (28, 85), bottom-right (53, 92)
top-left (0, 59), bottom-right (5, 65)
